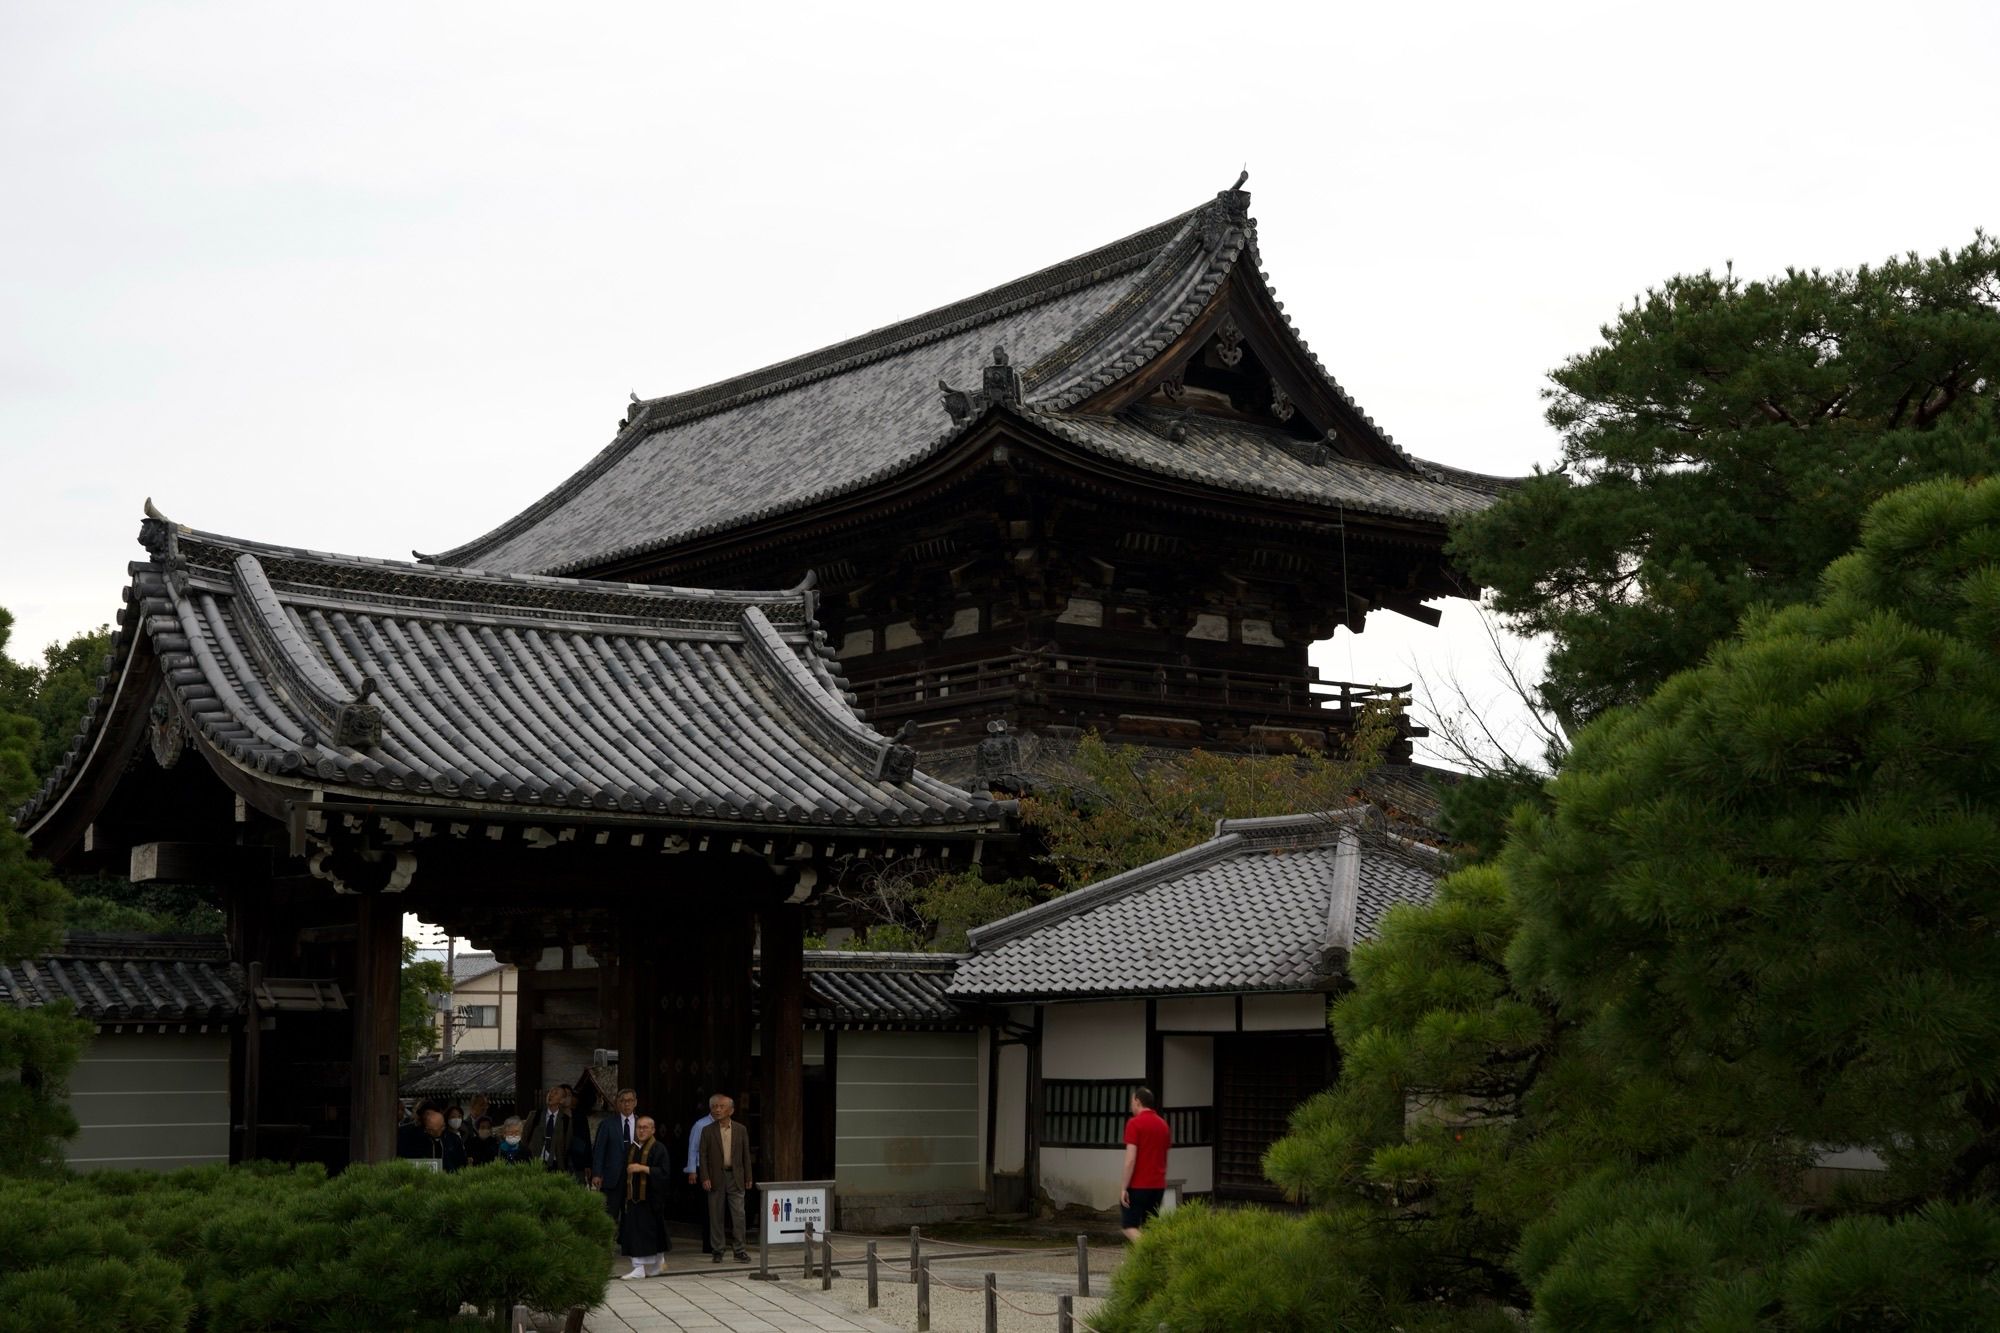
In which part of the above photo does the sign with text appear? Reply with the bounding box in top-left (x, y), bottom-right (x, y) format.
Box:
top-left (760, 1179), bottom-right (834, 1246)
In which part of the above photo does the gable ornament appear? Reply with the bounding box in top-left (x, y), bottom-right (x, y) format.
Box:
top-left (147, 685), bottom-right (187, 769)
top-left (1213, 318), bottom-right (1245, 369)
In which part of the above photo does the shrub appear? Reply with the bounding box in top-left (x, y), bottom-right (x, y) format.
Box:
top-left (1091, 1201), bottom-right (1521, 1333)
top-left (0, 1161), bottom-right (613, 1333)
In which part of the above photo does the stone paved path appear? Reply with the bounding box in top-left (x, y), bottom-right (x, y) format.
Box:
top-left (582, 1274), bottom-right (903, 1333)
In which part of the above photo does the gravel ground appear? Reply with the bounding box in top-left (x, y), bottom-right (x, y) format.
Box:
top-left (799, 1272), bottom-right (1111, 1333)
top-left (779, 1237), bottom-right (1125, 1333)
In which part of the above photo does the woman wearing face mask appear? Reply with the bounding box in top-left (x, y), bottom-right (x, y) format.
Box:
top-left (494, 1116), bottom-right (532, 1165)
top-left (465, 1115), bottom-right (498, 1166)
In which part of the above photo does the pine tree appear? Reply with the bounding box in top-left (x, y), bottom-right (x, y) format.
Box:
top-left (1451, 235), bottom-right (2000, 729)
top-left (0, 608), bottom-right (91, 1175)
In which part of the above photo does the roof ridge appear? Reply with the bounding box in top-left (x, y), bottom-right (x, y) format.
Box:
top-left (424, 205), bottom-right (1198, 566)
top-left (964, 806), bottom-right (1374, 955)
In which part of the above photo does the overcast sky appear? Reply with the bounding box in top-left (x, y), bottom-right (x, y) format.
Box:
top-left (4, 1), bottom-right (1994, 772)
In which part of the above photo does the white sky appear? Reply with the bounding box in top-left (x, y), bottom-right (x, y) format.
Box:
top-left (4, 0), bottom-right (1995, 774)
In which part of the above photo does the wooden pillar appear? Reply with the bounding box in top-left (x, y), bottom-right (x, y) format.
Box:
top-left (349, 892), bottom-right (402, 1165)
top-left (759, 902), bottom-right (805, 1182)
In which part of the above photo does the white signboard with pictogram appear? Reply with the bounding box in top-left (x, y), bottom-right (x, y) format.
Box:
top-left (761, 1180), bottom-right (832, 1245)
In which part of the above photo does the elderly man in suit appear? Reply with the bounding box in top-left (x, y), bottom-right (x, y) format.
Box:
top-left (697, 1093), bottom-right (753, 1263)
top-left (523, 1084), bottom-right (579, 1175)
top-left (591, 1087), bottom-right (641, 1212)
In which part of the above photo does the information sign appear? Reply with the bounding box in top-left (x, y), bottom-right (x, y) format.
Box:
top-left (761, 1181), bottom-right (832, 1245)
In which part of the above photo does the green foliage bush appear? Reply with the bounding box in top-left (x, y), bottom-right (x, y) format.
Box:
top-left (1092, 1202), bottom-right (1516, 1333)
top-left (0, 1161), bottom-right (613, 1332)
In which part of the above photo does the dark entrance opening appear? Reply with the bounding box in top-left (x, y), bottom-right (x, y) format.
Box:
top-left (1213, 1032), bottom-right (1337, 1201)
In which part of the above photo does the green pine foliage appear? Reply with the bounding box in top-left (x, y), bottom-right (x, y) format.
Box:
top-left (0, 1161), bottom-right (614, 1332)
top-left (1103, 479), bottom-right (2000, 1329)
top-left (1450, 235), bottom-right (2000, 729)
top-left (0, 606), bottom-right (90, 1176)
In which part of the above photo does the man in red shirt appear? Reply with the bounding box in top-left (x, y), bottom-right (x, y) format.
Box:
top-left (1120, 1087), bottom-right (1172, 1240)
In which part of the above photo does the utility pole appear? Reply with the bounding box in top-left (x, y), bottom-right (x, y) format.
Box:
top-left (440, 930), bottom-right (457, 1059)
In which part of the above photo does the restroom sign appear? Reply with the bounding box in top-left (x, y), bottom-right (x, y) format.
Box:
top-left (761, 1180), bottom-right (832, 1245)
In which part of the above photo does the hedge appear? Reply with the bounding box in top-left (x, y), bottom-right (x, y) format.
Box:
top-left (0, 1160), bottom-right (613, 1332)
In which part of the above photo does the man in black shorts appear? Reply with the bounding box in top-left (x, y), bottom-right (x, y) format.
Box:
top-left (1119, 1086), bottom-right (1171, 1240)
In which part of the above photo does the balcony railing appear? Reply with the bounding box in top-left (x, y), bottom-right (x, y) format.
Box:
top-left (847, 650), bottom-right (1410, 732)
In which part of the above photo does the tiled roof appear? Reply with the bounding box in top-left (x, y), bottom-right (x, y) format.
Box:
top-left (424, 185), bottom-right (1509, 577)
top-left (402, 1050), bottom-right (518, 1102)
top-left (1023, 407), bottom-right (1500, 525)
top-left (17, 507), bottom-right (1010, 836)
top-left (0, 934), bottom-right (242, 1024)
top-left (451, 952), bottom-right (505, 984)
top-left (946, 810), bottom-right (1441, 1000)
top-left (800, 951), bottom-right (970, 1028)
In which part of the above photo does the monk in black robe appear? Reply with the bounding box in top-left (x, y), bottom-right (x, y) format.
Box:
top-left (612, 1114), bottom-right (672, 1279)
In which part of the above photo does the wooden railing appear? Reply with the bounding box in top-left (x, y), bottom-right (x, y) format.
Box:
top-left (847, 650), bottom-right (1409, 727)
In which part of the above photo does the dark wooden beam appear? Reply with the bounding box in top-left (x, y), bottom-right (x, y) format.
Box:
top-left (131, 840), bottom-right (272, 885)
top-left (349, 893), bottom-right (403, 1165)
top-left (759, 902), bottom-right (805, 1182)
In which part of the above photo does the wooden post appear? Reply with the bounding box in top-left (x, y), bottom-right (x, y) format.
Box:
top-left (759, 901), bottom-right (805, 1183)
top-left (909, 1225), bottom-right (921, 1284)
top-left (917, 1261), bottom-right (930, 1332)
top-left (803, 1220), bottom-right (815, 1280)
top-left (1076, 1234), bottom-right (1090, 1296)
top-left (823, 1239), bottom-right (833, 1291)
top-left (1058, 1292), bottom-right (1074, 1333)
top-left (241, 961), bottom-right (262, 1161)
top-left (866, 1241), bottom-right (878, 1307)
top-left (349, 892), bottom-right (402, 1165)
top-left (984, 1272), bottom-right (998, 1333)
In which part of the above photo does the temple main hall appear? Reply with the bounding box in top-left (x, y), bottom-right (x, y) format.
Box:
top-left (16, 180), bottom-right (1503, 1183)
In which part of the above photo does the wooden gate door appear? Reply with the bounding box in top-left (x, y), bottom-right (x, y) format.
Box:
top-left (1213, 1033), bottom-right (1336, 1200)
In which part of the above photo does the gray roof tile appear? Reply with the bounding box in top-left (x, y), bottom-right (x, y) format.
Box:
top-left (0, 935), bottom-right (242, 1023)
top-left (425, 188), bottom-right (1509, 577)
top-left (16, 508), bottom-right (1009, 835)
top-left (797, 951), bottom-right (969, 1027)
top-left (946, 810), bottom-right (1441, 1000)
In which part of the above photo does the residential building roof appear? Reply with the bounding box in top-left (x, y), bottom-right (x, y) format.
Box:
top-left (0, 934), bottom-right (242, 1025)
top-left (946, 809), bottom-right (1442, 1001)
top-left (17, 505), bottom-right (1011, 842)
top-left (401, 1049), bottom-right (517, 1104)
top-left (422, 185), bottom-right (1511, 577)
top-left (451, 952), bottom-right (505, 984)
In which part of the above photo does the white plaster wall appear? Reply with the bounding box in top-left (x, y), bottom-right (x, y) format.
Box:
top-left (1042, 1000), bottom-right (1146, 1080)
top-left (1169, 1144), bottom-right (1213, 1195)
top-left (1161, 1035), bottom-right (1212, 1108)
top-left (1241, 992), bottom-right (1328, 1032)
top-left (1039, 1146), bottom-right (1126, 1211)
top-left (1156, 995), bottom-right (1234, 1031)
top-left (993, 1041), bottom-right (1027, 1173)
top-left (66, 1032), bottom-right (230, 1171)
top-left (975, 1028), bottom-right (990, 1178)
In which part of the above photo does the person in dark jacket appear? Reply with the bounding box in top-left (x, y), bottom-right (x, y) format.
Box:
top-left (524, 1085), bottom-right (582, 1175)
top-left (465, 1115), bottom-right (498, 1166)
top-left (611, 1116), bottom-right (673, 1279)
top-left (396, 1104), bottom-right (467, 1172)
